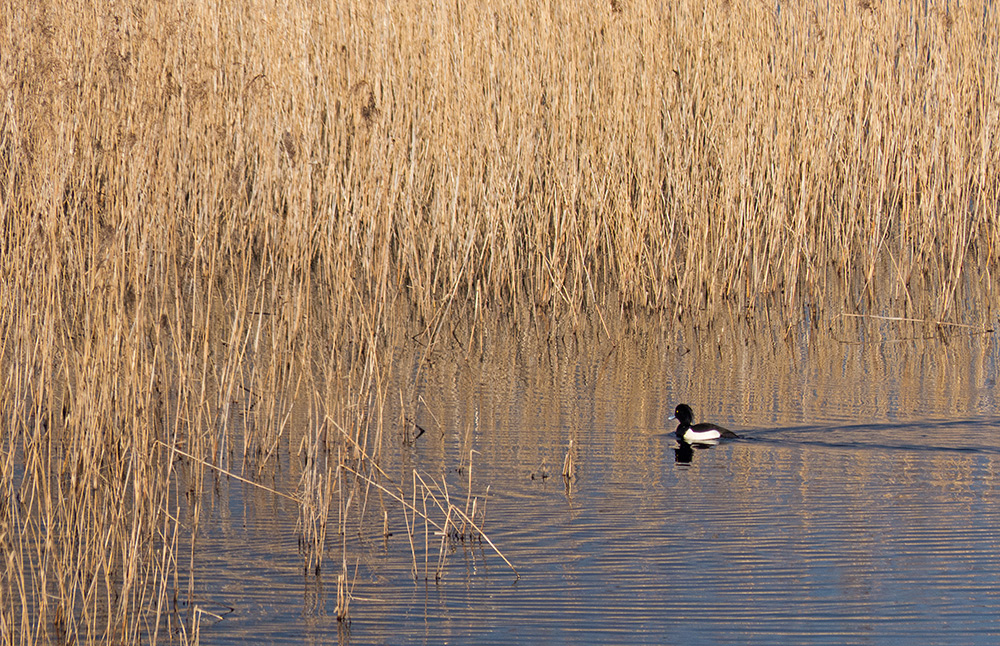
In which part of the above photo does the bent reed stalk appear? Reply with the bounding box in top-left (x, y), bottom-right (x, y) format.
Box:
top-left (3, 0), bottom-right (999, 642)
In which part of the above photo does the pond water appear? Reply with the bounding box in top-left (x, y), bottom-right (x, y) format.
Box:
top-left (185, 311), bottom-right (1000, 644)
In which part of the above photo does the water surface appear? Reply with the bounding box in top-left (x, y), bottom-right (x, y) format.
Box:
top-left (187, 312), bottom-right (1000, 644)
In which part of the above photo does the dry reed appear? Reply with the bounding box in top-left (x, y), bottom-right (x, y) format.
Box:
top-left (3, 0), bottom-right (999, 642)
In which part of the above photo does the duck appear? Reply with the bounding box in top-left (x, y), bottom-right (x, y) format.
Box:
top-left (670, 403), bottom-right (740, 442)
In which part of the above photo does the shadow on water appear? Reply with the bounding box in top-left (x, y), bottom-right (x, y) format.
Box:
top-left (182, 302), bottom-right (1000, 645)
top-left (745, 418), bottom-right (1000, 456)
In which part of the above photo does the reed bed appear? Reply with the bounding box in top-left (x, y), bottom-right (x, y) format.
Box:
top-left (3, 0), bottom-right (999, 642)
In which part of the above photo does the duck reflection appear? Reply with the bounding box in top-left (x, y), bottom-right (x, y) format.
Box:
top-left (674, 441), bottom-right (694, 463)
top-left (673, 439), bottom-right (719, 464)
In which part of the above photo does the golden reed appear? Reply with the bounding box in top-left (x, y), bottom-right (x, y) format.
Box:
top-left (2, 0), bottom-right (997, 642)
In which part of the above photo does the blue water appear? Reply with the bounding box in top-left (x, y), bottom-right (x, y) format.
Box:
top-left (187, 319), bottom-right (1000, 644)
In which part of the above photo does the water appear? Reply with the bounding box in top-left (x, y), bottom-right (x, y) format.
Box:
top-left (186, 312), bottom-right (1000, 644)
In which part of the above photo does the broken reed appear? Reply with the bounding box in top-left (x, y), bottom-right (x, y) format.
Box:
top-left (3, 0), bottom-right (999, 642)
